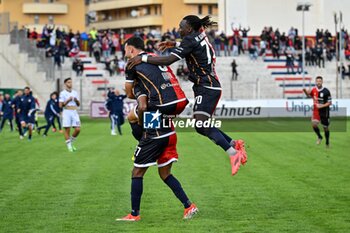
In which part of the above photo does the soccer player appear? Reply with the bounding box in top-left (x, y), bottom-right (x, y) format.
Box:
top-left (0, 93), bottom-right (14, 133)
top-left (18, 87), bottom-right (36, 141)
top-left (12, 90), bottom-right (24, 139)
top-left (127, 15), bottom-right (247, 175)
top-left (116, 37), bottom-right (197, 221)
top-left (59, 78), bottom-right (81, 152)
top-left (105, 89), bottom-right (126, 135)
top-left (37, 92), bottom-right (61, 136)
top-left (303, 76), bottom-right (332, 147)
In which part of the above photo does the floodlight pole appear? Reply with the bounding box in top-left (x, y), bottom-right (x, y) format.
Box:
top-left (339, 11), bottom-right (343, 98)
top-left (302, 9), bottom-right (306, 95)
top-left (297, 3), bottom-right (311, 98)
top-left (335, 13), bottom-right (339, 98)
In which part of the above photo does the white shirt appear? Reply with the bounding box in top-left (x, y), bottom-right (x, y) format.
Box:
top-left (59, 89), bottom-right (79, 107)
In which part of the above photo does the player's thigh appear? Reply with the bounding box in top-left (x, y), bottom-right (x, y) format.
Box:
top-left (157, 133), bottom-right (178, 169)
top-left (192, 85), bottom-right (221, 117)
top-left (320, 116), bottom-right (330, 128)
top-left (62, 110), bottom-right (72, 127)
top-left (72, 111), bottom-right (81, 127)
top-left (134, 136), bottom-right (168, 168)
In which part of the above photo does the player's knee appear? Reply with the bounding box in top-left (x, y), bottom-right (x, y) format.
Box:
top-left (158, 169), bottom-right (171, 181)
top-left (132, 167), bottom-right (146, 178)
top-left (195, 125), bottom-right (208, 136)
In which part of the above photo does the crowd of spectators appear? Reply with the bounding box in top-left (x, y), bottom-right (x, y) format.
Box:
top-left (21, 23), bottom-right (350, 77)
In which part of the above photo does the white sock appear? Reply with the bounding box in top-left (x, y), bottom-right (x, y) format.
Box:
top-left (226, 147), bottom-right (237, 156)
top-left (66, 139), bottom-right (72, 148)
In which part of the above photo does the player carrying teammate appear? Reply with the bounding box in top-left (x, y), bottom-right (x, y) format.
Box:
top-left (116, 37), bottom-right (197, 221)
top-left (303, 76), bottom-right (332, 147)
top-left (127, 15), bottom-right (247, 175)
top-left (59, 78), bottom-right (81, 152)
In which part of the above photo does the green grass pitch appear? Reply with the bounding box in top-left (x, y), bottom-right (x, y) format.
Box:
top-left (1, 117), bottom-right (349, 232)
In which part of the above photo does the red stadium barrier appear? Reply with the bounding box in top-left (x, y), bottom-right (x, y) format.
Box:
top-left (91, 80), bottom-right (109, 84)
top-left (84, 67), bottom-right (97, 70)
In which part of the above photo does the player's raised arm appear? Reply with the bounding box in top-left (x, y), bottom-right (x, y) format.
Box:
top-left (127, 53), bottom-right (179, 70)
top-left (303, 88), bottom-right (311, 98)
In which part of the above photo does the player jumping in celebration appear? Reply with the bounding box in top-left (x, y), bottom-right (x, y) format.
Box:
top-left (59, 78), bottom-right (81, 152)
top-left (303, 76), bottom-right (332, 147)
top-left (116, 37), bottom-right (197, 221)
top-left (18, 87), bottom-right (36, 141)
top-left (127, 15), bottom-right (246, 175)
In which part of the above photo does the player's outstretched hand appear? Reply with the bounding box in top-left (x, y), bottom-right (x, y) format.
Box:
top-left (127, 56), bottom-right (142, 70)
top-left (156, 41), bottom-right (175, 52)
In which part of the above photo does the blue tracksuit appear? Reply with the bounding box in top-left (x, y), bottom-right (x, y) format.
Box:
top-left (19, 94), bottom-right (36, 124)
top-left (105, 92), bottom-right (126, 134)
top-left (52, 98), bottom-right (62, 130)
top-left (0, 97), bottom-right (14, 131)
top-left (12, 95), bottom-right (23, 135)
top-left (37, 98), bottom-right (60, 135)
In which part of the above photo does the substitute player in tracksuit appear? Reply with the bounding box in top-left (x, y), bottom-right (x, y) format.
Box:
top-left (0, 93), bottom-right (14, 133)
top-left (12, 90), bottom-right (24, 139)
top-left (105, 89), bottom-right (126, 135)
top-left (37, 92), bottom-right (60, 136)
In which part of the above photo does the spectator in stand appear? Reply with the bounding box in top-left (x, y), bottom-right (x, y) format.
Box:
top-left (231, 59), bottom-right (238, 81)
top-left (248, 44), bottom-right (258, 61)
top-left (102, 36), bottom-right (110, 60)
top-left (90, 27), bottom-right (98, 40)
top-left (220, 31), bottom-right (230, 56)
top-left (272, 37), bottom-right (280, 59)
top-left (104, 58), bottom-right (114, 77)
top-left (259, 39), bottom-right (267, 58)
top-left (92, 40), bottom-right (102, 63)
top-left (231, 23), bottom-right (240, 37)
top-left (280, 32), bottom-right (287, 51)
top-left (58, 39), bottom-right (68, 64)
top-left (53, 47), bottom-right (62, 69)
top-left (30, 28), bottom-right (38, 40)
top-left (285, 46), bottom-right (295, 74)
top-left (214, 34), bottom-right (221, 56)
top-left (72, 57), bottom-right (84, 76)
top-left (117, 59), bottom-right (126, 75)
top-left (238, 36), bottom-right (244, 55)
top-left (315, 43), bottom-right (325, 68)
top-left (305, 46), bottom-right (312, 66)
top-left (111, 33), bottom-right (119, 56)
top-left (240, 25), bottom-right (250, 50)
top-left (288, 27), bottom-right (296, 45)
